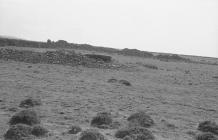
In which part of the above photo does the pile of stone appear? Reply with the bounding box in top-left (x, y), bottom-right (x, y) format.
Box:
top-left (0, 48), bottom-right (123, 69)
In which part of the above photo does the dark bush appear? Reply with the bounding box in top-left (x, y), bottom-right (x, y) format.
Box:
top-left (119, 80), bottom-right (131, 86)
top-left (91, 112), bottom-right (112, 128)
top-left (19, 98), bottom-right (41, 108)
top-left (85, 54), bottom-right (112, 63)
top-left (68, 125), bottom-right (82, 134)
top-left (4, 124), bottom-right (33, 140)
top-left (198, 121), bottom-right (218, 135)
top-left (79, 129), bottom-right (107, 140)
top-left (196, 132), bottom-right (218, 140)
top-left (31, 125), bottom-right (48, 137)
top-left (115, 126), bottom-right (154, 140)
top-left (9, 109), bottom-right (40, 126)
top-left (127, 111), bottom-right (154, 128)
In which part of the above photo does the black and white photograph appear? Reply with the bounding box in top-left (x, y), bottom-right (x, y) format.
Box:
top-left (0, 0), bottom-right (218, 140)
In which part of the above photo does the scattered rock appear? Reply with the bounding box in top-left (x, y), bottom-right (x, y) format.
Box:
top-left (196, 132), bottom-right (218, 140)
top-left (33, 70), bottom-right (40, 74)
top-left (59, 111), bottom-right (65, 114)
top-left (119, 80), bottom-right (131, 86)
top-left (213, 76), bottom-right (218, 79)
top-left (7, 107), bottom-right (18, 112)
top-left (185, 70), bottom-right (190, 74)
top-left (91, 112), bottom-right (112, 129)
top-left (68, 125), bottom-right (82, 134)
top-left (79, 129), bottom-right (107, 140)
top-left (4, 124), bottom-right (33, 140)
top-left (141, 64), bottom-right (158, 70)
top-left (115, 126), bottom-right (155, 140)
top-left (198, 121), bottom-right (218, 135)
top-left (19, 98), bottom-right (41, 108)
top-left (107, 78), bottom-right (118, 83)
top-left (127, 111), bottom-right (154, 128)
top-left (9, 109), bottom-right (40, 126)
top-left (31, 125), bottom-right (49, 137)
top-left (189, 82), bottom-right (193, 85)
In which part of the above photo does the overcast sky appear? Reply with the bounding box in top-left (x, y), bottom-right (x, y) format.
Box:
top-left (0, 0), bottom-right (217, 57)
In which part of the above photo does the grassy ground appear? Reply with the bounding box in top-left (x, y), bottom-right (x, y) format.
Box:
top-left (0, 47), bottom-right (218, 140)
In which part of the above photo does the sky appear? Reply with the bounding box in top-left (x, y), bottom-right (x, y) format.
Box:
top-left (0, 0), bottom-right (217, 57)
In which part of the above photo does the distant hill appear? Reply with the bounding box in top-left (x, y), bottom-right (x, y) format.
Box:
top-left (0, 35), bottom-right (24, 40)
top-left (0, 36), bottom-right (217, 65)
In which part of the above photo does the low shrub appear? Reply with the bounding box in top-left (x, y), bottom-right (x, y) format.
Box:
top-left (124, 134), bottom-right (155, 140)
top-left (31, 125), bottom-right (48, 137)
top-left (9, 109), bottom-right (40, 126)
top-left (198, 121), bottom-right (218, 135)
top-left (79, 129), bottom-right (107, 140)
top-left (68, 125), bottom-right (82, 134)
top-left (4, 124), bottom-right (33, 140)
top-left (127, 111), bottom-right (154, 128)
top-left (115, 126), bottom-right (154, 140)
top-left (19, 98), bottom-right (41, 108)
top-left (91, 112), bottom-right (112, 128)
top-left (196, 132), bottom-right (218, 140)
